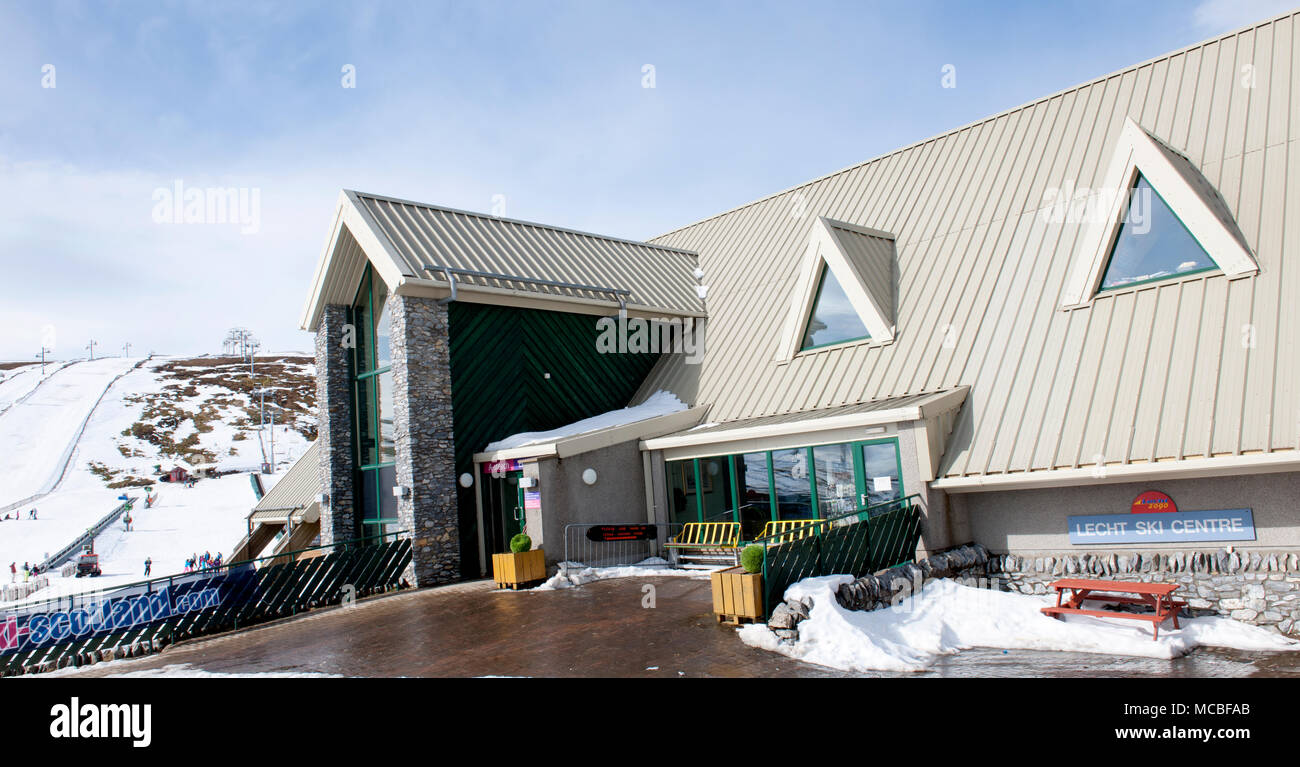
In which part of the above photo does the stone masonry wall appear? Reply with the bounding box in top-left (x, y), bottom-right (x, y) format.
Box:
top-left (767, 544), bottom-right (1300, 640)
top-left (989, 549), bottom-right (1300, 636)
top-left (316, 304), bottom-right (355, 545)
top-left (389, 294), bottom-right (459, 586)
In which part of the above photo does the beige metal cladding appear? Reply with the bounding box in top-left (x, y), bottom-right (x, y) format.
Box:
top-left (253, 441), bottom-right (321, 514)
top-left (635, 10), bottom-right (1300, 481)
top-left (351, 191), bottom-right (705, 317)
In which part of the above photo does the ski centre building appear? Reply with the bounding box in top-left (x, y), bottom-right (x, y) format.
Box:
top-left (299, 11), bottom-right (1300, 592)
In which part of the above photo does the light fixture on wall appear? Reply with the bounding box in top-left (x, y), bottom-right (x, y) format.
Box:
top-left (392, 485), bottom-right (409, 499)
top-left (582, 468), bottom-right (598, 486)
top-left (317, 493), bottom-right (328, 507)
top-left (458, 473), bottom-right (474, 488)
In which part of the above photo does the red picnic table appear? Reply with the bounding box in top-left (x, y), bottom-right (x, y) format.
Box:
top-left (1041, 578), bottom-right (1186, 640)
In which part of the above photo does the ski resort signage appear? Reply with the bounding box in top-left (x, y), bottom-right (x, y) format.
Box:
top-left (1129, 490), bottom-right (1177, 514)
top-left (0, 568), bottom-right (246, 653)
top-left (1067, 508), bottom-right (1256, 545)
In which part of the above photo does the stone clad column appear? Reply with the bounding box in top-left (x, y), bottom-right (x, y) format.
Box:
top-left (316, 304), bottom-right (356, 546)
top-left (390, 294), bottom-right (460, 585)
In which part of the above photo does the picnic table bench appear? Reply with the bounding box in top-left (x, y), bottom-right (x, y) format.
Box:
top-left (1041, 578), bottom-right (1187, 640)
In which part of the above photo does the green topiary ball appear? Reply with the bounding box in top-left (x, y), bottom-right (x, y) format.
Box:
top-left (510, 533), bottom-right (532, 553)
top-left (740, 544), bottom-right (764, 574)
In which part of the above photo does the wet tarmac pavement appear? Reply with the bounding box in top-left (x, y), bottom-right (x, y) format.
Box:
top-left (54, 576), bottom-right (1300, 678)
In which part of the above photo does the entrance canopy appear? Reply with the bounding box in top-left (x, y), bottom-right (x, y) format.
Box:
top-left (642, 387), bottom-right (968, 482)
top-left (473, 395), bottom-right (706, 464)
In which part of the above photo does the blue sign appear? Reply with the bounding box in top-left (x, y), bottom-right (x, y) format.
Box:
top-left (1068, 509), bottom-right (1256, 545)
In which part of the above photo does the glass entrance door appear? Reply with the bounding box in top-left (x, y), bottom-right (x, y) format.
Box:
top-left (853, 438), bottom-right (903, 512)
top-left (485, 471), bottom-right (524, 553)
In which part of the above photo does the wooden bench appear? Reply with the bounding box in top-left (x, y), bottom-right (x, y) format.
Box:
top-left (1041, 578), bottom-right (1187, 640)
top-left (666, 522), bottom-right (741, 568)
top-left (756, 519), bottom-right (829, 544)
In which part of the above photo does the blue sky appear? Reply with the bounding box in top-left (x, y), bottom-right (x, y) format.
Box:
top-left (0, 0), bottom-right (1293, 359)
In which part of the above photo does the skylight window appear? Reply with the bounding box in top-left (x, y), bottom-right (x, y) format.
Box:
top-left (800, 265), bottom-right (870, 350)
top-left (1099, 174), bottom-right (1217, 291)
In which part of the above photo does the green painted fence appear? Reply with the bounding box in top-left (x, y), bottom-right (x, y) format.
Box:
top-left (1, 532), bottom-right (412, 676)
top-left (757, 495), bottom-right (923, 617)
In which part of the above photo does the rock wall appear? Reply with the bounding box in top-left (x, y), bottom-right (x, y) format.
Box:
top-left (389, 294), bottom-right (460, 587)
top-left (766, 544), bottom-right (1300, 640)
top-left (315, 304), bottom-right (355, 545)
top-left (989, 549), bottom-right (1300, 636)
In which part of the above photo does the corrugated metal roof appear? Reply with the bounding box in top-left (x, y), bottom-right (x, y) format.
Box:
top-left (351, 191), bottom-right (705, 317)
top-left (635, 10), bottom-right (1300, 481)
top-left (253, 442), bottom-right (320, 513)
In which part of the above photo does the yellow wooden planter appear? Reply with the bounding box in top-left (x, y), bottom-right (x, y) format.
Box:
top-left (711, 566), bottom-right (763, 624)
top-left (492, 548), bottom-right (547, 590)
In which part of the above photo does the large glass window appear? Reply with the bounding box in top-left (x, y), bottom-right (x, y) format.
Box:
top-left (771, 448), bottom-right (814, 520)
top-left (698, 456), bottom-right (734, 523)
top-left (860, 440), bottom-right (902, 509)
top-left (1099, 174), bottom-right (1217, 290)
top-left (813, 443), bottom-right (856, 516)
top-left (350, 267), bottom-right (396, 538)
top-left (736, 452), bottom-right (773, 540)
top-left (377, 369), bottom-right (395, 463)
top-left (664, 437), bottom-right (905, 539)
top-left (666, 459), bottom-right (697, 526)
top-left (800, 265), bottom-right (870, 350)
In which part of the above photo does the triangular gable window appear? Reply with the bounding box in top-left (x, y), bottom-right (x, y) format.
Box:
top-left (1099, 174), bottom-right (1217, 291)
top-left (1061, 117), bottom-right (1258, 307)
top-left (777, 217), bottom-right (897, 360)
top-left (801, 265), bottom-right (870, 349)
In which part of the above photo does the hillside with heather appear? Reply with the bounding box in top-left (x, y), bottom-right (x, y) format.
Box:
top-left (0, 355), bottom-right (316, 603)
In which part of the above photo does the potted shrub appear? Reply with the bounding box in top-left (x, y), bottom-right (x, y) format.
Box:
top-left (492, 533), bottom-right (547, 590)
top-left (711, 544), bottom-right (765, 623)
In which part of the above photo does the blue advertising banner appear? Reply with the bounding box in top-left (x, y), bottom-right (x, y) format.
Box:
top-left (1067, 508), bottom-right (1256, 545)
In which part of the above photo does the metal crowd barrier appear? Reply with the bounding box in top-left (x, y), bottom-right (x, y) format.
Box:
top-left (560, 522), bottom-right (683, 573)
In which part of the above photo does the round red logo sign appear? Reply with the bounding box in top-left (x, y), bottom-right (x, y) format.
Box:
top-left (1131, 490), bottom-right (1177, 514)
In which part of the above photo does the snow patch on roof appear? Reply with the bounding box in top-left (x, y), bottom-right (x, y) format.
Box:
top-left (484, 391), bottom-right (687, 452)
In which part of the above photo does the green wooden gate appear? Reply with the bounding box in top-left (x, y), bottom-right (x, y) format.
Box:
top-left (756, 495), bottom-right (923, 617)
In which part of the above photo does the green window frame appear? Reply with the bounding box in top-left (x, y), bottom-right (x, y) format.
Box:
top-left (349, 266), bottom-right (397, 538)
top-left (664, 437), bottom-right (905, 537)
top-left (1096, 173), bottom-right (1219, 293)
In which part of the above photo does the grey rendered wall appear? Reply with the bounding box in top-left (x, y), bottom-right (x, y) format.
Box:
top-left (531, 440), bottom-right (650, 565)
top-left (963, 471), bottom-right (1300, 554)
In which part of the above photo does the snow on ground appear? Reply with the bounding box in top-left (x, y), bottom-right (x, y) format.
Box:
top-left (44, 662), bottom-right (342, 678)
top-left (484, 391), bottom-right (686, 452)
top-left (0, 357), bottom-right (140, 509)
top-left (0, 355), bottom-right (315, 604)
top-left (0, 362), bottom-right (65, 413)
top-left (738, 576), bottom-right (1300, 673)
top-left (532, 556), bottom-right (713, 590)
top-left (4, 472), bottom-right (265, 605)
